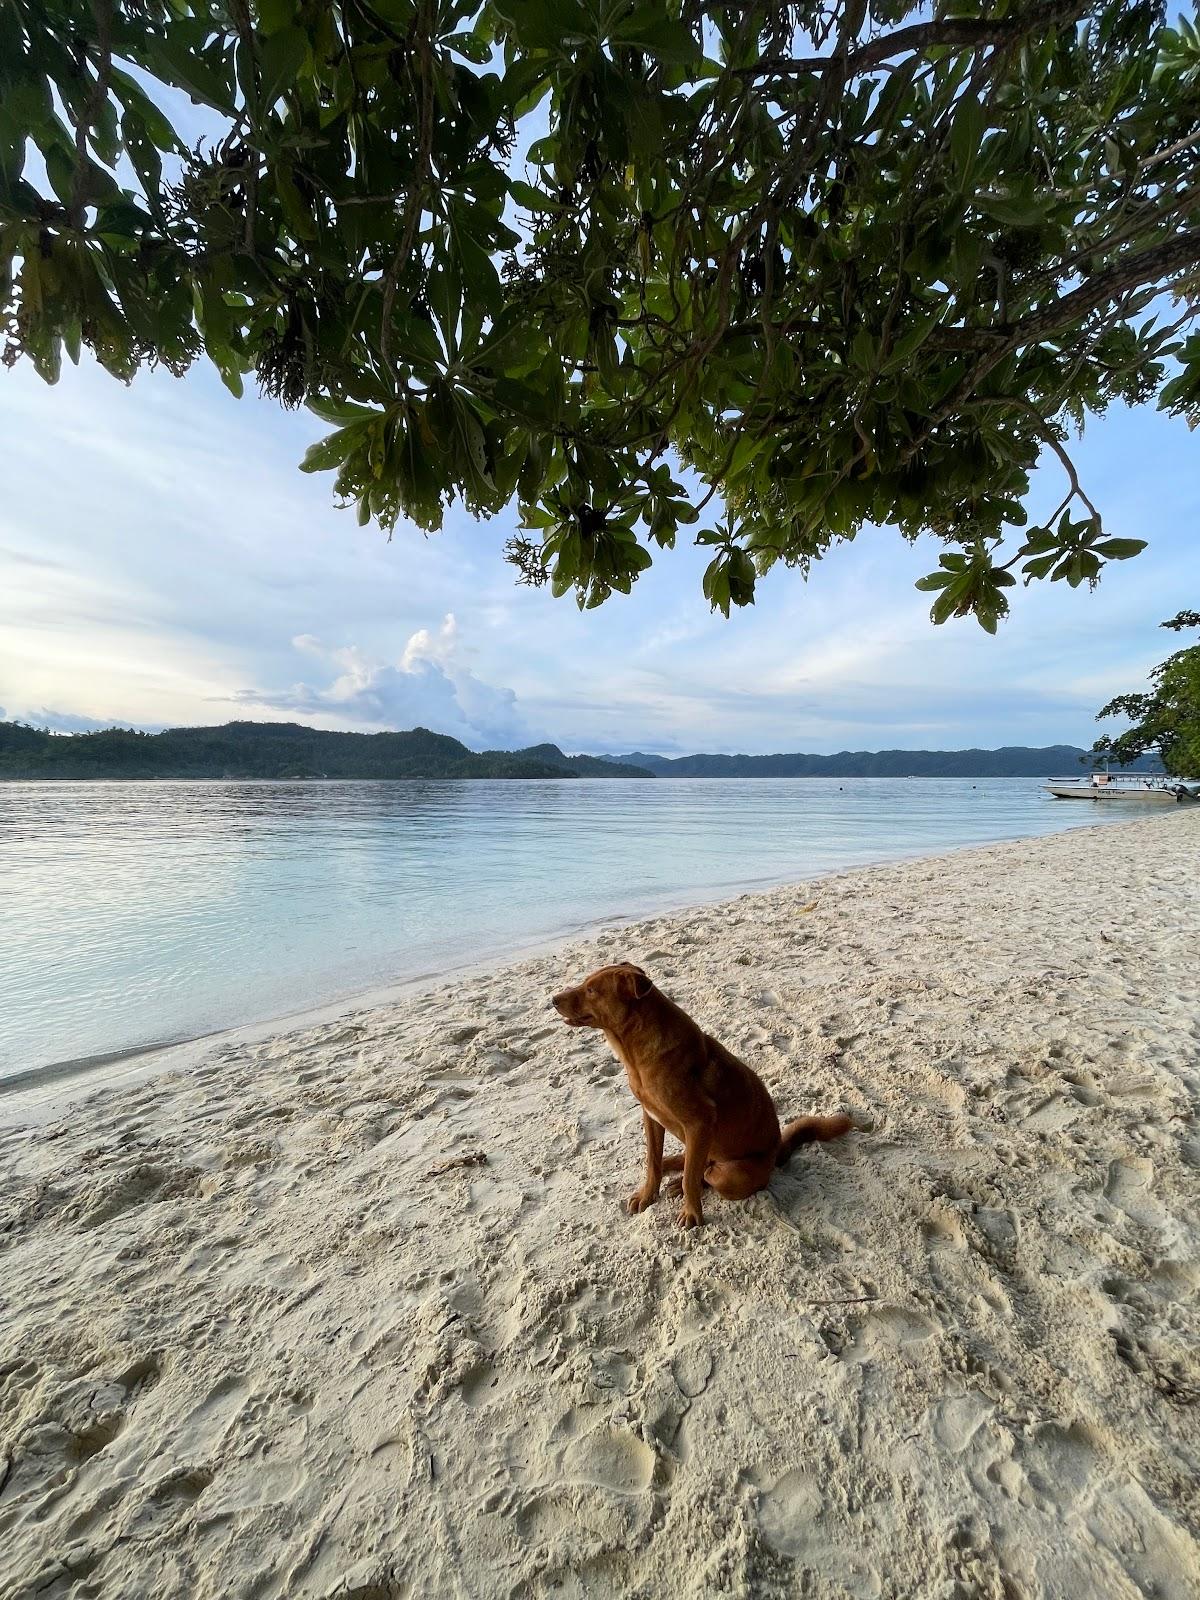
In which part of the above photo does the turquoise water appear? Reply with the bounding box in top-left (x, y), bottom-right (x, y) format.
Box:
top-left (0, 777), bottom-right (1135, 1080)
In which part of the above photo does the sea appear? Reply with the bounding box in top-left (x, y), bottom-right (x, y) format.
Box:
top-left (0, 776), bottom-right (1137, 1084)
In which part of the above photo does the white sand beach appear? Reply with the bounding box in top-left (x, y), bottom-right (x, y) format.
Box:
top-left (1, 812), bottom-right (1197, 1599)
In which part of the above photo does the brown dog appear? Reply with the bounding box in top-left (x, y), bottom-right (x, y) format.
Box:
top-left (552, 962), bottom-right (852, 1228)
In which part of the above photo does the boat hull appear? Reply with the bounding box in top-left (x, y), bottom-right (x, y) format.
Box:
top-left (1044, 783), bottom-right (1192, 802)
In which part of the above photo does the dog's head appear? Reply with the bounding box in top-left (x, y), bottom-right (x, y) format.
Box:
top-left (552, 963), bottom-right (655, 1030)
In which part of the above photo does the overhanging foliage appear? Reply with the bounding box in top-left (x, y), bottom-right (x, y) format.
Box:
top-left (4, 0), bottom-right (1199, 624)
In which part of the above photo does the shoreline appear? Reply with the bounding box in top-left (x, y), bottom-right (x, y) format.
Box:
top-left (1, 810), bottom-right (1197, 1597)
top-left (0, 810), bottom-right (1170, 1127)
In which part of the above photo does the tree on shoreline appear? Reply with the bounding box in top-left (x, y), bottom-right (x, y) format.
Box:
top-left (1092, 611), bottom-right (1200, 780)
top-left (1100, 611), bottom-right (1200, 780)
top-left (4, 2), bottom-right (1197, 624)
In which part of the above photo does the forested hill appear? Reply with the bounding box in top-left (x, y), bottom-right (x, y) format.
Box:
top-left (2, 724), bottom-right (1160, 781)
top-left (605, 746), bottom-right (1159, 778)
top-left (0, 722), bottom-right (652, 780)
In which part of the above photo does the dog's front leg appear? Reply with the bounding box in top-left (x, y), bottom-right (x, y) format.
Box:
top-left (678, 1117), bottom-right (714, 1229)
top-left (628, 1111), bottom-right (665, 1213)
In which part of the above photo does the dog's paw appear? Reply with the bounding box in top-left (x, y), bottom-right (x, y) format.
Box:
top-left (627, 1186), bottom-right (659, 1214)
top-left (676, 1204), bottom-right (704, 1230)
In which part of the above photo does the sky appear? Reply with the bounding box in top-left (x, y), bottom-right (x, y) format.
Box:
top-left (0, 350), bottom-right (1194, 756)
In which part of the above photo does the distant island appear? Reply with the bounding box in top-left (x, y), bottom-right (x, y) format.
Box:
top-left (602, 746), bottom-right (1159, 778)
top-left (0, 722), bottom-right (651, 781)
top-left (0, 721), bottom-right (1159, 780)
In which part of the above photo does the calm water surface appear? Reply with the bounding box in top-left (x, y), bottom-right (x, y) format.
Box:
top-left (0, 777), bottom-right (1135, 1080)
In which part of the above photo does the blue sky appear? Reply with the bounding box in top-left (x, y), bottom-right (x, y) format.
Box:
top-left (0, 351), bottom-right (1193, 755)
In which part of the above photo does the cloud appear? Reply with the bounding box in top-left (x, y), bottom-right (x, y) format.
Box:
top-left (234, 615), bottom-right (534, 749)
top-left (0, 546), bottom-right (65, 572)
top-left (9, 708), bottom-right (163, 734)
top-left (3, 350), bottom-right (1194, 758)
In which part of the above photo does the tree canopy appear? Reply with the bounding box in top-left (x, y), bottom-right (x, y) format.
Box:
top-left (1092, 610), bottom-right (1200, 778)
top-left (4, 0), bottom-right (1199, 625)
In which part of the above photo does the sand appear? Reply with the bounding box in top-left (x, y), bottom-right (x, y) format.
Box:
top-left (1, 812), bottom-right (1197, 1600)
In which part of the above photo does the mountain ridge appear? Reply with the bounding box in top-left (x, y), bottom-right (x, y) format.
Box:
top-left (0, 721), bottom-right (1159, 781)
top-left (602, 745), bottom-right (1158, 778)
top-left (0, 721), bottom-right (652, 780)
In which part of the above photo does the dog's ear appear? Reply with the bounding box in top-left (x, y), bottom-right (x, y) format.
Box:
top-left (621, 964), bottom-right (654, 1001)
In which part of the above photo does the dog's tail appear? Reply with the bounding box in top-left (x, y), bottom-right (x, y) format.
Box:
top-left (776, 1114), bottom-right (855, 1166)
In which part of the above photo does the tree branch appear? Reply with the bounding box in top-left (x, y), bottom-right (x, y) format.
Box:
top-left (739, 1), bottom-right (1091, 80)
top-left (966, 396), bottom-right (1099, 523)
top-left (1023, 230), bottom-right (1200, 343)
top-left (380, 6), bottom-right (435, 378)
top-left (903, 228), bottom-right (1200, 463)
top-left (68, 0), bottom-right (114, 229)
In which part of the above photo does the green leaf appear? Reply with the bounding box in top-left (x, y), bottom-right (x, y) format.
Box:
top-left (300, 420), bottom-right (372, 473)
top-left (886, 311), bottom-right (942, 367)
top-left (392, 316), bottom-right (444, 369)
top-left (144, 36), bottom-right (234, 113)
top-left (258, 27), bottom-right (309, 111)
top-left (930, 587), bottom-right (961, 625)
top-left (208, 344), bottom-right (244, 398)
top-left (976, 182), bottom-right (1048, 228)
top-left (307, 397), bottom-right (381, 426)
top-left (1022, 552), bottom-right (1058, 581)
top-left (849, 327), bottom-right (875, 371)
top-left (509, 179), bottom-right (558, 212)
top-left (446, 30), bottom-right (492, 64)
top-left (120, 109), bottom-right (163, 207)
top-left (950, 92), bottom-right (984, 187)
top-left (611, 13), bottom-right (701, 63)
top-left (1095, 538), bottom-right (1148, 561)
top-left (256, 0), bottom-right (297, 34)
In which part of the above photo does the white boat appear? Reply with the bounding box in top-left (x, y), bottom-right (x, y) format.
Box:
top-left (1045, 772), bottom-right (1199, 802)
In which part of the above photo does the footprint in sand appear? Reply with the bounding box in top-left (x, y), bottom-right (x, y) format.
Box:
top-left (1018, 1420), bottom-right (1101, 1510)
top-left (841, 1305), bottom-right (940, 1364)
top-left (757, 1468), bottom-right (882, 1596)
top-left (125, 1465), bottom-right (218, 1540)
top-left (437, 1022), bottom-right (484, 1047)
top-left (1019, 1090), bottom-right (1089, 1133)
top-left (1104, 1156), bottom-right (1169, 1231)
top-left (969, 1205), bottom-right (1020, 1268)
top-left (73, 1164), bottom-right (203, 1231)
top-left (62, 1351), bottom-right (164, 1463)
top-left (927, 1392), bottom-right (994, 1454)
top-left (670, 1344), bottom-right (714, 1399)
top-left (922, 1203), bottom-right (968, 1253)
top-left (561, 1427), bottom-right (656, 1493)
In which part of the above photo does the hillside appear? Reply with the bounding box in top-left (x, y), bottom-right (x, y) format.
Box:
top-left (604, 745), bottom-right (1159, 777)
top-left (2, 723), bottom-right (1160, 781)
top-left (498, 743), bottom-right (659, 778)
top-left (0, 722), bottom-right (652, 781)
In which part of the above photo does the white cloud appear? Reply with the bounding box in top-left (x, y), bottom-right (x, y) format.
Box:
top-left (234, 615), bottom-right (533, 749)
top-left (2, 350), bottom-right (1193, 757)
top-left (14, 709), bottom-right (158, 734)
